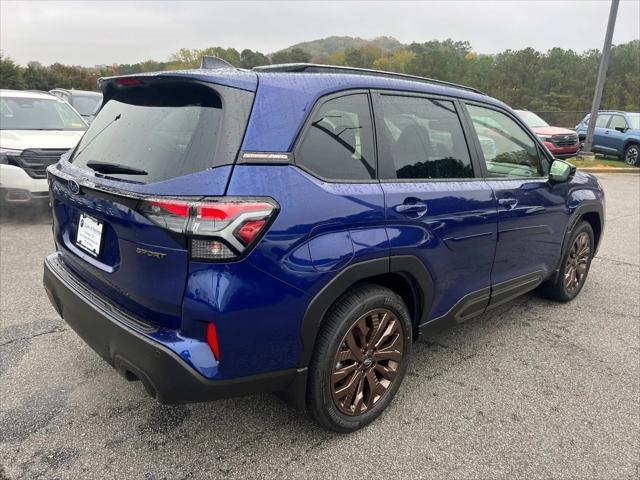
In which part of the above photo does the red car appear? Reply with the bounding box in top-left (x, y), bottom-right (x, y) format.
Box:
top-left (515, 110), bottom-right (580, 158)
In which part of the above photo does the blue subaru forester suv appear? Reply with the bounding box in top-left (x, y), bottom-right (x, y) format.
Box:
top-left (575, 111), bottom-right (640, 165)
top-left (43, 62), bottom-right (605, 432)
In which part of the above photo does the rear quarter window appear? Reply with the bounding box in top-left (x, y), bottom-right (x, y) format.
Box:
top-left (295, 93), bottom-right (376, 181)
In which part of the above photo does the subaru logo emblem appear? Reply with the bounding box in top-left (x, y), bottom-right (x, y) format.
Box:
top-left (68, 179), bottom-right (80, 195)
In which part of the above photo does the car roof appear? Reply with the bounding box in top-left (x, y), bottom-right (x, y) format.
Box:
top-left (597, 110), bottom-right (639, 115)
top-left (99, 66), bottom-right (501, 104)
top-left (0, 89), bottom-right (61, 100)
top-left (98, 65), bottom-right (511, 152)
top-left (245, 70), bottom-right (506, 151)
top-left (50, 88), bottom-right (103, 97)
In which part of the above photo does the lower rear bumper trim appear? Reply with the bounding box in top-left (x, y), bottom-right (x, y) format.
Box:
top-left (43, 252), bottom-right (302, 404)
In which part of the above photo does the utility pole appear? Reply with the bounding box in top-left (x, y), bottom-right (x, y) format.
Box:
top-left (582, 0), bottom-right (619, 155)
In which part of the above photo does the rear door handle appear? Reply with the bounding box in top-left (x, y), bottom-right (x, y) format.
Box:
top-left (395, 202), bottom-right (428, 217)
top-left (498, 198), bottom-right (518, 210)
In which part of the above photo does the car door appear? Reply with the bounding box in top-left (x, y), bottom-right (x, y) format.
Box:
top-left (286, 91), bottom-right (389, 280)
top-left (463, 103), bottom-right (566, 306)
top-left (604, 114), bottom-right (628, 155)
top-left (373, 91), bottom-right (498, 324)
top-left (592, 113), bottom-right (613, 154)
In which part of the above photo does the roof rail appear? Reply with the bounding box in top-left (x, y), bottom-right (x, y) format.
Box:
top-left (253, 63), bottom-right (485, 95)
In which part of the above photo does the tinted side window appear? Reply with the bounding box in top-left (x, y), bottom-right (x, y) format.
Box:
top-left (379, 95), bottom-right (473, 179)
top-left (467, 104), bottom-right (543, 178)
top-left (296, 94), bottom-right (375, 181)
top-left (596, 114), bottom-right (612, 128)
top-left (609, 115), bottom-right (627, 129)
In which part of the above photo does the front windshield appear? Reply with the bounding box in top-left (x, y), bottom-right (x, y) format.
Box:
top-left (515, 110), bottom-right (550, 128)
top-left (627, 113), bottom-right (640, 130)
top-left (71, 95), bottom-right (102, 116)
top-left (0, 96), bottom-right (86, 130)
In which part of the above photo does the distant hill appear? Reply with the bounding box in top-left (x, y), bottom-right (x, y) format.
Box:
top-left (272, 36), bottom-right (404, 60)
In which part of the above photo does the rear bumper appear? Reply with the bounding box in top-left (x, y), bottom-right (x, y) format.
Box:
top-left (43, 252), bottom-right (301, 403)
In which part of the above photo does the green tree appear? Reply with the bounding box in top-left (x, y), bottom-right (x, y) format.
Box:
top-left (167, 48), bottom-right (201, 69)
top-left (343, 45), bottom-right (383, 68)
top-left (406, 39), bottom-right (472, 81)
top-left (0, 54), bottom-right (25, 89)
top-left (603, 40), bottom-right (640, 111)
top-left (271, 48), bottom-right (311, 64)
top-left (240, 49), bottom-right (270, 69)
top-left (372, 49), bottom-right (415, 73)
top-left (22, 61), bottom-right (58, 90)
top-left (315, 50), bottom-right (347, 66)
top-left (3, 37), bottom-right (637, 118)
top-left (169, 47), bottom-right (241, 69)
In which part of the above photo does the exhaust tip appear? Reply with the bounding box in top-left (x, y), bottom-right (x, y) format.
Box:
top-left (114, 355), bottom-right (158, 399)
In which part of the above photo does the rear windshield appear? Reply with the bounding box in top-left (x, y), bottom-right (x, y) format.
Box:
top-left (0, 96), bottom-right (86, 131)
top-left (71, 95), bottom-right (102, 116)
top-left (70, 81), bottom-right (253, 184)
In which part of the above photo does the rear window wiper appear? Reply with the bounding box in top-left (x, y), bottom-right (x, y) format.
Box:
top-left (86, 161), bottom-right (148, 175)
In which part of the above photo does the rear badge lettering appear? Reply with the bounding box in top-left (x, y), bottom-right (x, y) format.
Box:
top-left (136, 247), bottom-right (167, 259)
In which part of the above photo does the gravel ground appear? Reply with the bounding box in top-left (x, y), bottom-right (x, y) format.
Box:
top-left (1, 173), bottom-right (638, 480)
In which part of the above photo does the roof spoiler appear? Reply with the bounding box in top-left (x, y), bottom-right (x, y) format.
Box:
top-left (200, 56), bottom-right (235, 70)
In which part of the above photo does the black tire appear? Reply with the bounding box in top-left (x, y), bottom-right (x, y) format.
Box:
top-left (307, 284), bottom-right (412, 432)
top-left (539, 220), bottom-right (595, 302)
top-left (623, 143), bottom-right (639, 166)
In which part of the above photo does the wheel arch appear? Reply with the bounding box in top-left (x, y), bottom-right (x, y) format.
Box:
top-left (623, 139), bottom-right (639, 156)
top-left (298, 255), bottom-right (433, 369)
top-left (278, 255), bottom-right (433, 411)
top-left (580, 211), bottom-right (602, 251)
top-left (557, 200), bottom-right (604, 276)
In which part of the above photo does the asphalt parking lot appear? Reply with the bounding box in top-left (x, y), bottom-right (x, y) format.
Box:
top-left (1, 173), bottom-right (638, 480)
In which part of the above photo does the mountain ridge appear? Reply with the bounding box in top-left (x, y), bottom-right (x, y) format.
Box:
top-left (271, 35), bottom-right (404, 59)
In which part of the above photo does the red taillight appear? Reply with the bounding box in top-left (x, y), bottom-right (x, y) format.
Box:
top-left (149, 199), bottom-right (189, 217)
top-left (117, 77), bottom-right (142, 86)
top-left (138, 197), bottom-right (277, 260)
top-left (198, 202), bottom-right (274, 221)
top-left (206, 322), bottom-right (220, 361)
top-left (236, 219), bottom-right (266, 245)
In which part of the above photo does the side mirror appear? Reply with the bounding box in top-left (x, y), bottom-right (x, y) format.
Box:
top-left (549, 159), bottom-right (576, 183)
top-left (615, 126), bottom-right (627, 133)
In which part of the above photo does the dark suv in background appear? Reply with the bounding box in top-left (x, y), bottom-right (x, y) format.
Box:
top-left (576, 111), bottom-right (640, 165)
top-left (43, 62), bottom-right (605, 432)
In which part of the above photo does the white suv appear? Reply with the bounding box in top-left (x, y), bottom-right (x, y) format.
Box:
top-left (1, 90), bottom-right (87, 206)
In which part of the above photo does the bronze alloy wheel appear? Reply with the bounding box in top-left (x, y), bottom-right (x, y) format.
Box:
top-left (330, 308), bottom-right (404, 416)
top-left (564, 231), bottom-right (591, 293)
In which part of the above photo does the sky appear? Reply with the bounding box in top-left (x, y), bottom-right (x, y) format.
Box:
top-left (1, 0), bottom-right (639, 66)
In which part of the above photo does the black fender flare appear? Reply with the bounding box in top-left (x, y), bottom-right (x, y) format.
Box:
top-left (554, 200), bottom-right (604, 280)
top-left (298, 255), bottom-right (433, 368)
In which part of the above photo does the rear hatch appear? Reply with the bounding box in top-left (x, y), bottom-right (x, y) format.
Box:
top-left (48, 74), bottom-right (255, 329)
